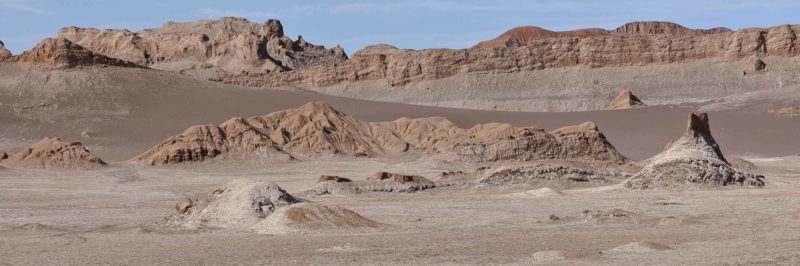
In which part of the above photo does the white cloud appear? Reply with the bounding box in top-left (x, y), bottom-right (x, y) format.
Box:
top-left (0, 0), bottom-right (50, 15)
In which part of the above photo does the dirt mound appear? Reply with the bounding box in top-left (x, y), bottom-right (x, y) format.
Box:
top-left (509, 187), bottom-right (565, 198)
top-left (12, 38), bottom-right (137, 68)
top-left (625, 113), bottom-right (765, 189)
top-left (606, 89), bottom-right (647, 110)
top-left (352, 44), bottom-right (412, 56)
top-left (473, 26), bottom-right (611, 49)
top-left (1, 137), bottom-right (106, 170)
top-left (310, 172), bottom-right (436, 195)
top-left (58, 17), bottom-right (346, 76)
top-left (252, 202), bottom-right (383, 234)
top-left (139, 102), bottom-right (626, 165)
top-left (159, 180), bottom-right (379, 234)
top-left (0, 39), bottom-right (11, 59)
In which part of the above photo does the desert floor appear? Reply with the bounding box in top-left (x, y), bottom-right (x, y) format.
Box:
top-left (1, 154), bottom-right (799, 265)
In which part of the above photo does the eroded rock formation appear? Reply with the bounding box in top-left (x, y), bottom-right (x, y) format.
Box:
top-left (606, 89), bottom-right (647, 110)
top-left (11, 38), bottom-right (138, 68)
top-left (0, 137), bottom-right (107, 170)
top-left (625, 113), bottom-right (765, 189)
top-left (58, 17), bottom-right (347, 75)
top-left (136, 102), bottom-right (627, 165)
top-left (0, 39), bottom-right (11, 59)
top-left (218, 22), bottom-right (797, 88)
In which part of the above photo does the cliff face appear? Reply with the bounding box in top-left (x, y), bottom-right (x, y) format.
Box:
top-left (12, 38), bottom-right (139, 68)
top-left (219, 23), bottom-right (798, 88)
top-left (57, 17), bottom-right (347, 75)
top-left (0, 39), bottom-right (11, 59)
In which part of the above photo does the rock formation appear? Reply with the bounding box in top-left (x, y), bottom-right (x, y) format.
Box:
top-left (58, 17), bottom-right (346, 75)
top-left (217, 22), bottom-right (796, 88)
top-left (0, 39), bottom-right (11, 59)
top-left (625, 113), bottom-right (765, 189)
top-left (0, 137), bottom-right (107, 170)
top-left (160, 180), bottom-right (381, 233)
top-left (137, 102), bottom-right (627, 165)
top-left (606, 89), bottom-right (647, 110)
top-left (12, 38), bottom-right (138, 68)
top-left (308, 171), bottom-right (436, 195)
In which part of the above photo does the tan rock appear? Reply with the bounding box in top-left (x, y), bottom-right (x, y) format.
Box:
top-left (1, 137), bottom-right (106, 170)
top-left (12, 38), bottom-right (137, 68)
top-left (769, 106), bottom-right (800, 116)
top-left (0, 39), bottom-right (11, 59)
top-left (58, 17), bottom-right (346, 75)
top-left (606, 89), bottom-right (647, 110)
top-left (625, 113), bottom-right (765, 189)
top-left (137, 102), bottom-right (627, 165)
top-left (217, 22), bottom-right (796, 88)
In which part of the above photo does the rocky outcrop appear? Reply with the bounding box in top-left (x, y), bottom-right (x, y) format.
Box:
top-left (606, 89), bottom-right (647, 110)
top-left (625, 113), bottom-right (765, 189)
top-left (480, 163), bottom-right (614, 186)
top-left (218, 22), bottom-right (798, 88)
top-left (58, 17), bottom-right (346, 75)
top-left (0, 137), bottom-right (107, 170)
top-left (308, 171), bottom-right (436, 195)
top-left (769, 106), bottom-right (800, 116)
top-left (137, 102), bottom-right (627, 165)
top-left (160, 180), bottom-right (380, 234)
top-left (613, 21), bottom-right (731, 35)
top-left (0, 39), bottom-right (11, 59)
top-left (473, 26), bottom-right (611, 49)
top-left (12, 38), bottom-right (138, 68)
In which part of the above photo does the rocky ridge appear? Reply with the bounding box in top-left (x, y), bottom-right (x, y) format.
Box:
top-left (0, 137), bottom-right (106, 170)
top-left (624, 113), bottom-right (765, 189)
top-left (0, 39), bottom-right (11, 59)
top-left (57, 17), bottom-right (346, 75)
top-left (135, 102), bottom-right (626, 165)
top-left (8, 38), bottom-right (138, 68)
top-left (217, 22), bottom-right (797, 88)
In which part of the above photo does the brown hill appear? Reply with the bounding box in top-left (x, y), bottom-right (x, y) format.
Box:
top-left (625, 113), bottom-right (765, 189)
top-left (58, 17), bottom-right (346, 77)
top-left (12, 38), bottom-right (138, 68)
top-left (136, 102), bottom-right (627, 165)
top-left (473, 26), bottom-right (610, 49)
top-left (614, 21), bottom-right (731, 35)
top-left (1, 137), bottom-right (106, 170)
top-left (606, 89), bottom-right (647, 110)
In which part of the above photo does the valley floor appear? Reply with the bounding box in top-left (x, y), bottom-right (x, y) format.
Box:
top-left (1, 156), bottom-right (799, 265)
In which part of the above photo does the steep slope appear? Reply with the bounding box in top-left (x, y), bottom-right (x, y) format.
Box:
top-left (606, 89), bottom-right (647, 110)
top-left (12, 38), bottom-right (138, 68)
top-left (58, 17), bottom-right (346, 77)
top-left (136, 102), bottom-right (627, 165)
top-left (625, 113), bottom-right (765, 189)
top-left (0, 39), bottom-right (11, 59)
top-left (0, 137), bottom-right (106, 170)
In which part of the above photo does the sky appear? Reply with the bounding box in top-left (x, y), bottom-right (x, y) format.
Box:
top-left (1, 0), bottom-right (799, 54)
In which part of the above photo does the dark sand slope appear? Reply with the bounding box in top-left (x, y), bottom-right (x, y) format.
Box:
top-left (1, 63), bottom-right (798, 161)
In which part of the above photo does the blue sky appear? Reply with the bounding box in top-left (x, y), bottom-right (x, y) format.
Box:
top-left (1, 0), bottom-right (799, 54)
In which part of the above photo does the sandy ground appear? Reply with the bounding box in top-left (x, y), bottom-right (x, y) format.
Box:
top-left (1, 156), bottom-right (799, 265)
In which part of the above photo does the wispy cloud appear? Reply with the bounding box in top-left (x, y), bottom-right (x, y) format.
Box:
top-left (0, 0), bottom-right (50, 15)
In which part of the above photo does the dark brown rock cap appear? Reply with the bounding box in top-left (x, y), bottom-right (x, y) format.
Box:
top-left (685, 112), bottom-right (712, 138)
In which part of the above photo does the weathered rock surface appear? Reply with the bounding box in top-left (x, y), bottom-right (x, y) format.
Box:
top-left (625, 113), bottom-right (765, 189)
top-left (0, 39), bottom-right (11, 59)
top-left (769, 106), bottom-right (800, 116)
top-left (159, 180), bottom-right (380, 234)
top-left (0, 137), bottom-right (106, 170)
top-left (58, 17), bottom-right (346, 75)
top-left (218, 22), bottom-right (798, 88)
top-left (606, 89), bottom-right (647, 110)
top-left (308, 171), bottom-right (436, 195)
top-left (10, 38), bottom-right (138, 68)
top-left (137, 102), bottom-right (627, 165)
